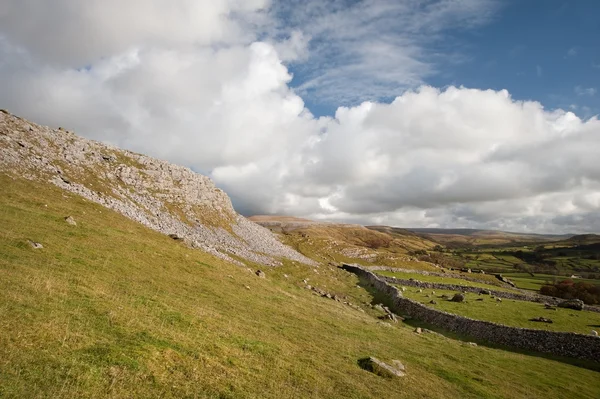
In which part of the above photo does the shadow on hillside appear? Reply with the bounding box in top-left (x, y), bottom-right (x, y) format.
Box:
top-left (354, 275), bottom-right (600, 373)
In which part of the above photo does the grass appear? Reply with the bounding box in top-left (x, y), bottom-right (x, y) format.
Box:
top-left (501, 273), bottom-right (600, 291)
top-left (1, 173), bottom-right (600, 398)
top-left (401, 288), bottom-right (600, 334)
top-left (377, 270), bottom-right (519, 293)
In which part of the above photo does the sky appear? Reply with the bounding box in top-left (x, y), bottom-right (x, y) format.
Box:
top-left (0, 0), bottom-right (599, 233)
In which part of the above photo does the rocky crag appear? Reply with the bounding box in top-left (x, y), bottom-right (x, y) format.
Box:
top-left (0, 110), bottom-right (315, 267)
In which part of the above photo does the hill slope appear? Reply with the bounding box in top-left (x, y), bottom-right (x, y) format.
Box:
top-left (2, 174), bottom-right (600, 398)
top-left (0, 110), bottom-right (312, 266)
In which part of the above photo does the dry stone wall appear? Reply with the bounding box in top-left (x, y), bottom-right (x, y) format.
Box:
top-left (342, 264), bottom-right (600, 362)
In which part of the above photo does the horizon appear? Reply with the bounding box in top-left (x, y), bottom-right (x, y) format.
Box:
top-left (1, 0), bottom-right (599, 233)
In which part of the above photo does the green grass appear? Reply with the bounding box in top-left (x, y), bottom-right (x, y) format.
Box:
top-left (1, 173), bottom-right (600, 398)
top-left (376, 270), bottom-right (518, 293)
top-left (501, 273), bottom-right (600, 291)
top-left (401, 288), bottom-right (600, 334)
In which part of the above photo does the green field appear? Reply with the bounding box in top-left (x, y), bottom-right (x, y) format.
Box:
top-left (2, 175), bottom-right (600, 398)
top-left (401, 288), bottom-right (600, 335)
top-left (377, 270), bottom-right (518, 293)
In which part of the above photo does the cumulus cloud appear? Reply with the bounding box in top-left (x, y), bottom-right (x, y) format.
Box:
top-left (0, 0), bottom-right (599, 233)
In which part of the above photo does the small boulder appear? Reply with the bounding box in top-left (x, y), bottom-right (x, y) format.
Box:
top-left (358, 357), bottom-right (406, 378)
top-left (429, 300), bottom-right (437, 305)
top-left (414, 327), bottom-right (422, 334)
top-left (479, 289), bottom-right (491, 295)
top-left (496, 298), bottom-right (502, 302)
top-left (255, 270), bottom-right (266, 278)
top-left (592, 330), bottom-right (598, 337)
top-left (451, 293), bottom-right (465, 302)
top-left (558, 299), bottom-right (584, 311)
top-left (28, 240), bottom-right (43, 249)
top-left (64, 216), bottom-right (77, 226)
top-left (168, 234), bottom-right (182, 241)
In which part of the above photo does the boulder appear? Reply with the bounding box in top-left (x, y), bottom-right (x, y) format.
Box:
top-left (28, 240), bottom-right (43, 249)
top-left (479, 289), bottom-right (491, 295)
top-left (64, 216), bottom-right (77, 226)
top-left (451, 293), bottom-right (465, 302)
top-left (558, 299), bottom-right (584, 311)
top-left (429, 300), bottom-right (437, 305)
top-left (255, 270), bottom-right (266, 279)
top-left (358, 357), bottom-right (406, 378)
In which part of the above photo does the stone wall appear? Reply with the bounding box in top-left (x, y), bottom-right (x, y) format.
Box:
top-left (364, 265), bottom-right (512, 288)
top-left (342, 264), bottom-right (600, 362)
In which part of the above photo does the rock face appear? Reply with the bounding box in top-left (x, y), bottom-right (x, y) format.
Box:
top-left (558, 299), bottom-right (584, 311)
top-left (0, 111), bottom-right (315, 267)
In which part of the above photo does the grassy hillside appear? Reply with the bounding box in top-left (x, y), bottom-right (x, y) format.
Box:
top-left (2, 174), bottom-right (600, 398)
top-left (253, 218), bottom-right (440, 269)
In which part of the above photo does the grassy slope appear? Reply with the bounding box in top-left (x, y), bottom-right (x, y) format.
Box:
top-left (1, 174), bottom-right (600, 398)
top-left (402, 288), bottom-right (600, 334)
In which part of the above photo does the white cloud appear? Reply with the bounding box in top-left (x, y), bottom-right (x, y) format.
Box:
top-left (1, 0), bottom-right (599, 234)
top-left (574, 86), bottom-right (597, 96)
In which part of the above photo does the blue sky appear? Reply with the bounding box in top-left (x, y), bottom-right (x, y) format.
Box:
top-left (287, 0), bottom-right (600, 118)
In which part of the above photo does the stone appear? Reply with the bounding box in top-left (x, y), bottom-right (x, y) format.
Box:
top-left (416, 289), bottom-right (423, 293)
top-left (414, 327), bottom-right (422, 334)
top-left (592, 330), bottom-right (598, 337)
top-left (476, 298), bottom-right (484, 301)
top-left (168, 234), bottom-right (182, 241)
top-left (429, 300), bottom-right (437, 304)
top-left (558, 299), bottom-right (584, 311)
top-left (467, 342), bottom-right (478, 347)
top-left (358, 357), bottom-right (406, 378)
top-left (479, 289), bottom-right (491, 295)
top-left (530, 317), bottom-right (553, 323)
top-left (28, 240), bottom-right (43, 249)
top-left (255, 270), bottom-right (266, 279)
top-left (451, 293), bottom-right (465, 302)
top-left (64, 216), bottom-right (77, 226)
top-left (244, 285), bottom-right (250, 290)
top-left (496, 298), bottom-right (502, 302)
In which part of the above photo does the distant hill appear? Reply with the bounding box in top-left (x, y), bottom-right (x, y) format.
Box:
top-left (396, 228), bottom-right (573, 248)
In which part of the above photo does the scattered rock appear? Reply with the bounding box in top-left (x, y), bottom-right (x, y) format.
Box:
top-left (283, 274), bottom-right (289, 278)
top-left (168, 233), bottom-right (182, 240)
top-left (592, 330), bottom-right (598, 337)
top-left (496, 298), bottom-right (502, 302)
top-left (414, 327), bottom-right (422, 334)
top-left (544, 304), bottom-right (557, 311)
top-left (255, 270), bottom-right (266, 279)
top-left (429, 300), bottom-right (437, 304)
top-left (64, 216), bottom-right (77, 226)
top-left (416, 289), bottom-right (423, 293)
top-left (466, 342), bottom-right (478, 347)
top-left (28, 240), bottom-right (43, 249)
top-left (530, 317), bottom-right (553, 323)
top-left (558, 299), bottom-right (584, 311)
top-left (479, 289), bottom-right (491, 295)
top-left (476, 298), bottom-right (484, 301)
top-left (358, 357), bottom-right (406, 378)
top-left (451, 293), bottom-right (465, 303)
top-left (244, 285), bottom-right (250, 290)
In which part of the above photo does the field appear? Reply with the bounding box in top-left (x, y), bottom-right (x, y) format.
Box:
top-left (401, 288), bottom-right (600, 335)
top-left (2, 174), bottom-right (600, 398)
top-left (376, 270), bottom-right (518, 293)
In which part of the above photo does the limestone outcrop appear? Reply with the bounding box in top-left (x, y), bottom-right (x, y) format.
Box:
top-left (0, 110), bottom-right (315, 266)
